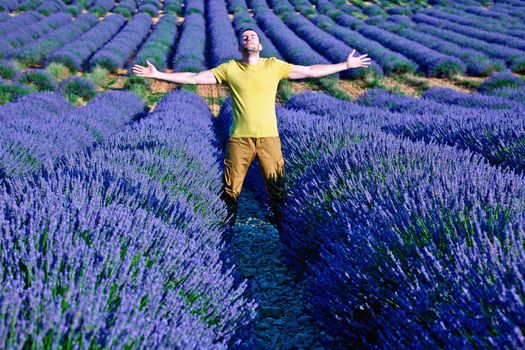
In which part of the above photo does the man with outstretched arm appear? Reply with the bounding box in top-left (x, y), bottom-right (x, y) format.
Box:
top-left (132, 28), bottom-right (371, 227)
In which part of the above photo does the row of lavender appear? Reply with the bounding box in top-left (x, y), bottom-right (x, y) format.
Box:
top-left (0, 90), bottom-right (257, 348)
top-left (0, 0), bottom-right (178, 17)
top-left (0, 61), bottom-right (101, 104)
top-left (0, 90), bottom-right (144, 177)
top-left (308, 0), bottom-right (525, 76)
top-left (3, 0), bottom-right (525, 79)
top-left (212, 77), bottom-right (524, 348)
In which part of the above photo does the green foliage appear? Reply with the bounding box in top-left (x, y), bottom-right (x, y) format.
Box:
top-left (124, 75), bottom-right (151, 90)
top-left (165, 2), bottom-right (182, 14)
top-left (364, 73), bottom-right (386, 89)
top-left (401, 74), bottom-right (430, 91)
top-left (60, 77), bottom-right (97, 103)
top-left (113, 7), bottom-right (132, 19)
top-left (479, 72), bottom-right (525, 93)
top-left (433, 61), bottom-right (463, 79)
top-left (203, 96), bottom-right (227, 105)
top-left (17, 70), bottom-right (57, 91)
top-left (0, 61), bottom-right (18, 80)
top-left (138, 6), bottom-right (157, 17)
top-left (66, 5), bottom-right (82, 17)
top-left (451, 76), bottom-right (482, 90)
top-left (180, 84), bottom-right (197, 93)
top-left (277, 79), bottom-right (293, 102)
top-left (45, 62), bottom-right (71, 81)
top-left (146, 91), bottom-right (167, 106)
top-left (318, 76), bottom-right (351, 100)
top-left (85, 66), bottom-right (114, 89)
top-left (142, 0), bottom-right (160, 7)
top-left (124, 76), bottom-right (152, 100)
top-left (91, 6), bottom-right (107, 17)
top-left (0, 83), bottom-right (33, 105)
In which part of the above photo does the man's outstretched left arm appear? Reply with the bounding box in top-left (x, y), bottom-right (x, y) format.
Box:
top-left (288, 49), bottom-right (372, 80)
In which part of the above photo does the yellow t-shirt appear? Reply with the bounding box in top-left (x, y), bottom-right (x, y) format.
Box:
top-left (211, 57), bottom-right (292, 137)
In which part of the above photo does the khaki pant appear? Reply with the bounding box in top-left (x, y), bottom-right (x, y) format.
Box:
top-left (221, 136), bottom-right (286, 226)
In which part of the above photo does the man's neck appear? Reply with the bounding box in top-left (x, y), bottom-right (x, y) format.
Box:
top-left (241, 52), bottom-right (261, 65)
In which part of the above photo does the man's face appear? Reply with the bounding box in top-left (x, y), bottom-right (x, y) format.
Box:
top-left (240, 30), bottom-right (261, 53)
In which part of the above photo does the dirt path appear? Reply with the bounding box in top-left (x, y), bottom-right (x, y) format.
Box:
top-left (230, 190), bottom-right (328, 349)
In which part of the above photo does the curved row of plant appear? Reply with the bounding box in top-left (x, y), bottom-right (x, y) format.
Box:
top-left (353, 83), bottom-right (525, 174)
top-left (0, 12), bottom-right (71, 59)
top-left (0, 90), bottom-right (257, 349)
top-left (89, 13), bottom-right (152, 72)
top-left (14, 13), bottom-right (98, 65)
top-left (131, 14), bottom-right (178, 71)
top-left (270, 90), bottom-right (525, 348)
top-left (49, 14), bottom-right (126, 71)
top-left (0, 90), bottom-right (145, 177)
top-left (206, 0), bottom-right (241, 67)
top-left (172, 12), bottom-right (207, 72)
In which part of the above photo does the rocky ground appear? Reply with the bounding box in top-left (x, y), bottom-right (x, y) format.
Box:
top-left (229, 189), bottom-right (329, 350)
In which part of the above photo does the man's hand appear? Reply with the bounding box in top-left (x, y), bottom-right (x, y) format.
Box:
top-left (132, 60), bottom-right (159, 79)
top-left (346, 49), bottom-right (372, 69)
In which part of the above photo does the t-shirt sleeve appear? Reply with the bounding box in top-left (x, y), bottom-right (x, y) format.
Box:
top-left (274, 58), bottom-right (293, 80)
top-left (211, 61), bottom-right (229, 84)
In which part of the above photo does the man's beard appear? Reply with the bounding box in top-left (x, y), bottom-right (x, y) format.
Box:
top-left (242, 45), bottom-right (258, 53)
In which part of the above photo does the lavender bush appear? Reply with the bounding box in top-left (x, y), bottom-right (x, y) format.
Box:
top-left (311, 15), bottom-right (416, 75)
top-left (356, 24), bottom-right (466, 77)
top-left (296, 136), bottom-right (525, 348)
top-left (206, 0), bottom-right (242, 67)
top-left (131, 15), bottom-right (178, 71)
top-left (253, 5), bottom-right (331, 67)
top-left (0, 59), bottom-right (18, 79)
top-left (138, 3), bottom-right (159, 17)
top-left (0, 89), bottom-right (257, 348)
top-left (0, 90), bottom-right (145, 177)
top-left (89, 0), bottom-right (114, 17)
top-left (16, 69), bottom-right (57, 92)
top-left (422, 86), bottom-right (523, 110)
top-left (413, 11), bottom-right (525, 52)
top-left (0, 82), bottom-right (33, 104)
top-left (274, 94), bottom-right (525, 348)
top-left (184, 0), bottom-right (205, 15)
top-left (478, 71), bottom-right (525, 94)
top-left (49, 14), bottom-right (126, 71)
top-left (113, 0), bottom-right (136, 18)
top-left (0, 12), bottom-right (71, 59)
top-left (36, 0), bottom-right (65, 15)
top-left (15, 13), bottom-right (98, 65)
top-left (165, 0), bottom-right (183, 14)
top-left (373, 19), bottom-right (504, 77)
top-left (0, 0), bottom-right (18, 11)
top-left (90, 13), bottom-right (152, 72)
top-left (422, 7), bottom-right (525, 39)
top-left (58, 76), bottom-right (97, 101)
top-left (281, 12), bottom-right (383, 79)
top-left (0, 11), bottom-right (44, 35)
top-left (412, 21), bottom-right (525, 73)
top-left (490, 87), bottom-right (525, 103)
top-left (172, 13), bottom-right (207, 72)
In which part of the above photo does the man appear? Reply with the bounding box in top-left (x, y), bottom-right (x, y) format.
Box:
top-left (132, 28), bottom-right (371, 227)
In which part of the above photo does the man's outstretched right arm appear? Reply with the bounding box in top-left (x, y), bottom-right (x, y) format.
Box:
top-left (132, 60), bottom-right (217, 85)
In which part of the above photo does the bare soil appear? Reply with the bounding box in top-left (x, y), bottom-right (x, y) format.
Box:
top-left (337, 80), bottom-right (369, 99)
top-left (197, 84), bottom-right (229, 116)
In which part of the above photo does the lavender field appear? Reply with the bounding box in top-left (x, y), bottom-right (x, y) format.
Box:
top-left (1, 0), bottom-right (525, 349)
